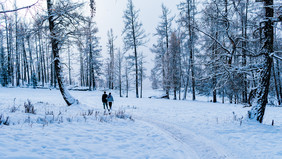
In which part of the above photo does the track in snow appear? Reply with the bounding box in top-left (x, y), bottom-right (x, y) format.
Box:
top-left (137, 117), bottom-right (237, 159)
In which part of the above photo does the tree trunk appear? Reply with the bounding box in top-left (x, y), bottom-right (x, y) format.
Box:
top-left (189, 0), bottom-right (196, 101)
top-left (42, 39), bottom-right (47, 86)
top-left (2, 6), bottom-right (11, 85)
top-left (45, 39), bottom-right (50, 83)
top-left (242, 0), bottom-right (249, 103)
top-left (248, 0), bottom-right (274, 123)
top-left (15, 10), bottom-right (20, 86)
top-left (68, 42), bottom-right (72, 85)
top-left (47, 0), bottom-right (78, 106)
top-left (0, 31), bottom-right (7, 86)
top-left (22, 33), bottom-right (29, 85)
top-left (276, 60), bottom-right (282, 105)
top-left (133, 35), bottom-right (139, 98)
top-left (140, 67), bottom-right (143, 98)
top-left (125, 63), bottom-right (129, 98)
top-left (183, 51), bottom-right (190, 100)
top-left (174, 88), bottom-right (177, 100)
top-left (9, 23), bottom-right (14, 86)
top-left (118, 50), bottom-right (122, 97)
top-left (38, 32), bottom-right (44, 87)
top-left (27, 35), bottom-right (33, 85)
top-left (222, 88), bottom-right (225, 103)
top-left (273, 62), bottom-right (281, 105)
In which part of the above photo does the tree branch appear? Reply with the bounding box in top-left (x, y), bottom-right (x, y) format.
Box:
top-left (270, 52), bottom-right (282, 60)
top-left (0, 0), bottom-right (39, 14)
top-left (192, 25), bottom-right (232, 55)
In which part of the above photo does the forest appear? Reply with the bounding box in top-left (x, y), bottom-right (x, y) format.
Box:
top-left (0, 0), bottom-right (281, 123)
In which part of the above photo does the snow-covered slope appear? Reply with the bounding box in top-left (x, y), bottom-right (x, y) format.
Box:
top-left (0, 88), bottom-right (281, 158)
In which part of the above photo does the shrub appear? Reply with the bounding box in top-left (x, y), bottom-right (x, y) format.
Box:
top-left (0, 114), bottom-right (10, 126)
top-left (232, 112), bottom-right (243, 126)
top-left (115, 110), bottom-right (134, 121)
top-left (10, 106), bottom-right (18, 113)
top-left (24, 100), bottom-right (36, 114)
top-left (10, 98), bottom-right (19, 113)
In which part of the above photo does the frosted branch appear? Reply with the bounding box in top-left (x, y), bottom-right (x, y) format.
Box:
top-left (0, 0), bottom-right (39, 14)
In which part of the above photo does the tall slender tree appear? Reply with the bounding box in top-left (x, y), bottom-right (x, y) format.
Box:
top-left (152, 4), bottom-right (174, 98)
top-left (122, 0), bottom-right (147, 98)
top-left (107, 29), bottom-right (116, 89)
top-left (178, 0), bottom-right (197, 100)
top-left (169, 31), bottom-right (182, 100)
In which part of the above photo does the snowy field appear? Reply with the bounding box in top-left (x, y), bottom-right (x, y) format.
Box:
top-left (0, 87), bottom-right (282, 159)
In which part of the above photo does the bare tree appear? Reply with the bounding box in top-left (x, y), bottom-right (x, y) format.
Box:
top-left (117, 49), bottom-right (123, 97)
top-left (152, 4), bottom-right (174, 98)
top-left (122, 0), bottom-right (147, 98)
top-left (178, 0), bottom-right (197, 100)
top-left (107, 29), bottom-right (116, 89)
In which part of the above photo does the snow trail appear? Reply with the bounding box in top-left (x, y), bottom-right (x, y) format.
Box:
top-left (136, 116), bottom-right (238, 159)
top-left (138, 120), bottom-right (200, 159)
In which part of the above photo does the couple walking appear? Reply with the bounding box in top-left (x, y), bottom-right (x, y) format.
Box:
top-left (102, 91), bottom-right (114, 112)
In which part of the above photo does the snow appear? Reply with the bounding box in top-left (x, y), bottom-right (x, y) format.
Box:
top-left (0, 87), bottom-right (282, 159)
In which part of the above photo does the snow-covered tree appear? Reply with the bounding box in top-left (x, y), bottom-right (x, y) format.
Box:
top-left (248, 0), bottom-right (277, 123)
top-left (151, 4), bottom-right (174, 98)
top-left (107, 29), bottom-right (116, 90)
top-left (46, 0), bottom-right (84, 105)
top-left (122, 0), bottom-right (147, 98)
top-left (178, 0), bottom-right (197, 100)
top-left (169, 31), bottom-right (182, 100)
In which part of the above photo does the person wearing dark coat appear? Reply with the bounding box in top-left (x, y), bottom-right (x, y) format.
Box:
top-left (107, 93), bottom-right (114, 110)
top-left (102, 91), bottom-right (109, 111)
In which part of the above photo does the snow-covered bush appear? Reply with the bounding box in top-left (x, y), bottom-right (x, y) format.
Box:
top-left (81, 109), bottom-right (94, 116)
top-left (232, 112), bottom-right (244, 126)
top-left (0, 114), bottom-right (9, 126)
top-left (24, 100), bottom-right (36, 114)
top-left (10, 98), bottom-right (19, 113)
top-left (115, 109), bottom-right (134, 121)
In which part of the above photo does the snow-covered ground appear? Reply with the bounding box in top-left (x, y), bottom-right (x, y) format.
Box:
top-left (0, 87), bottom-right (282, 159)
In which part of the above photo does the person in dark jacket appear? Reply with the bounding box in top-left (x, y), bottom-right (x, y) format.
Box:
top-left (107, 93), bottom-right (114, 111)
top-left (102, 91), bottom-right (108, 111)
